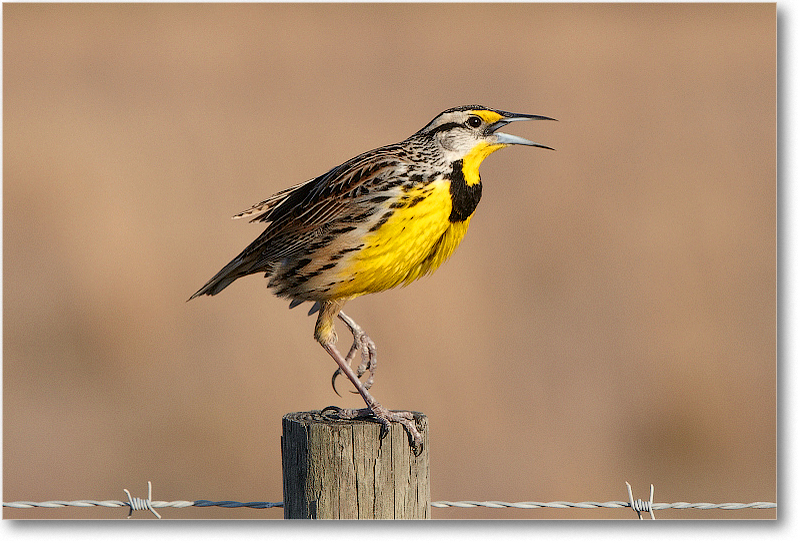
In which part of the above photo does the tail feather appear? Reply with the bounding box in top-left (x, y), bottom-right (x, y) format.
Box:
top-left (188, 273), bottom-right (239, 300)
top-left (188, 251), bottom-right (267, 301)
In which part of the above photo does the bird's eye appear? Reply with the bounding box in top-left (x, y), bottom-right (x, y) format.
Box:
top-left (466, 116), bottom-right (482, 128)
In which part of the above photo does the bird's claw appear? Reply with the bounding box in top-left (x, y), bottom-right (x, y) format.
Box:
top-left (321, 405), bottom-right (423, 455)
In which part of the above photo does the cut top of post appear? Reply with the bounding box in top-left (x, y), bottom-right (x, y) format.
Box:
top-left (281, 410), bottom-right (430, 519)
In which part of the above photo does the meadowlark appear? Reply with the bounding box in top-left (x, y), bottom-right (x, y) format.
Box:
top-left (190, 105), bottom-right (554, 452)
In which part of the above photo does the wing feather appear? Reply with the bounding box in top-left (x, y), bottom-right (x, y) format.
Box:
top-left (190, 143), bottom-right (412, 299)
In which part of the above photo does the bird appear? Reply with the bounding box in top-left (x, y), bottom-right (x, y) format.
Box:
top-left (189, 105), bottom-right (555, 453)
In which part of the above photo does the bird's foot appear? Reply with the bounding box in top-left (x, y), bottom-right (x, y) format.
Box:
top-left (321, 404), bottom-right (423, 455)
top-left (330, 311), bottom-right (377, 396)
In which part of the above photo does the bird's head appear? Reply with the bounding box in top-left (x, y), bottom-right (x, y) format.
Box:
top-left (417, 105), bottom-right (556, 161)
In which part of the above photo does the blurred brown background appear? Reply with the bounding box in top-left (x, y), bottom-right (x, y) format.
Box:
top-left (3, 3), bottom-right (775, 519)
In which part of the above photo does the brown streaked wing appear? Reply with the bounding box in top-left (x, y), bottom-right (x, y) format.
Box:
top-left (190, 142), bottom-right (416, 299)
top-left (233, 177), bottom-right (318, 223)
top-left (237, 143), bottom-right (407, 230)
top-left (226, 144), bottom-right (410, 265)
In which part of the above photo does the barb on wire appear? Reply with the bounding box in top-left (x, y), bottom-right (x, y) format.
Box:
top-left (626, 481), bottom-right (655, 519)
top-left (124, 481), bottom-right (160, 519)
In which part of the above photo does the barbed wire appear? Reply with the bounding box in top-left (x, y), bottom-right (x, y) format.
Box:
top-left (3, 481), bottom-right (776, 519)
top-left (431, 501), bottom-right (777, 510)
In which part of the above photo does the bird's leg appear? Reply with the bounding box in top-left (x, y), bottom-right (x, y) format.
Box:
top-left (340, 310), bottom-right (377, 385)
top-left (321, 342), bottom-right (423, 455)
top-left (330, 349), bottom-right (358, 398)
top-left (330, 310), bottom-right (377, 396)
top-left (314, 301), bottom-right (422, 454)
top-left (329, 323), bottom-right (366, 397)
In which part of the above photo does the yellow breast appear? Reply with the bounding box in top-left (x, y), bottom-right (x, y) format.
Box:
top-left (331, 179), bottom-right (471, 299)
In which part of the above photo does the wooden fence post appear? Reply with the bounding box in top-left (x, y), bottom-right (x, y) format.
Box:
top-left (281, 410), bottom-right (429, 519)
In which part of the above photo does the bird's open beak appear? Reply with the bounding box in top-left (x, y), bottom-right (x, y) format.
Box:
top-left (489, 112), bottom-right (556, 150)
